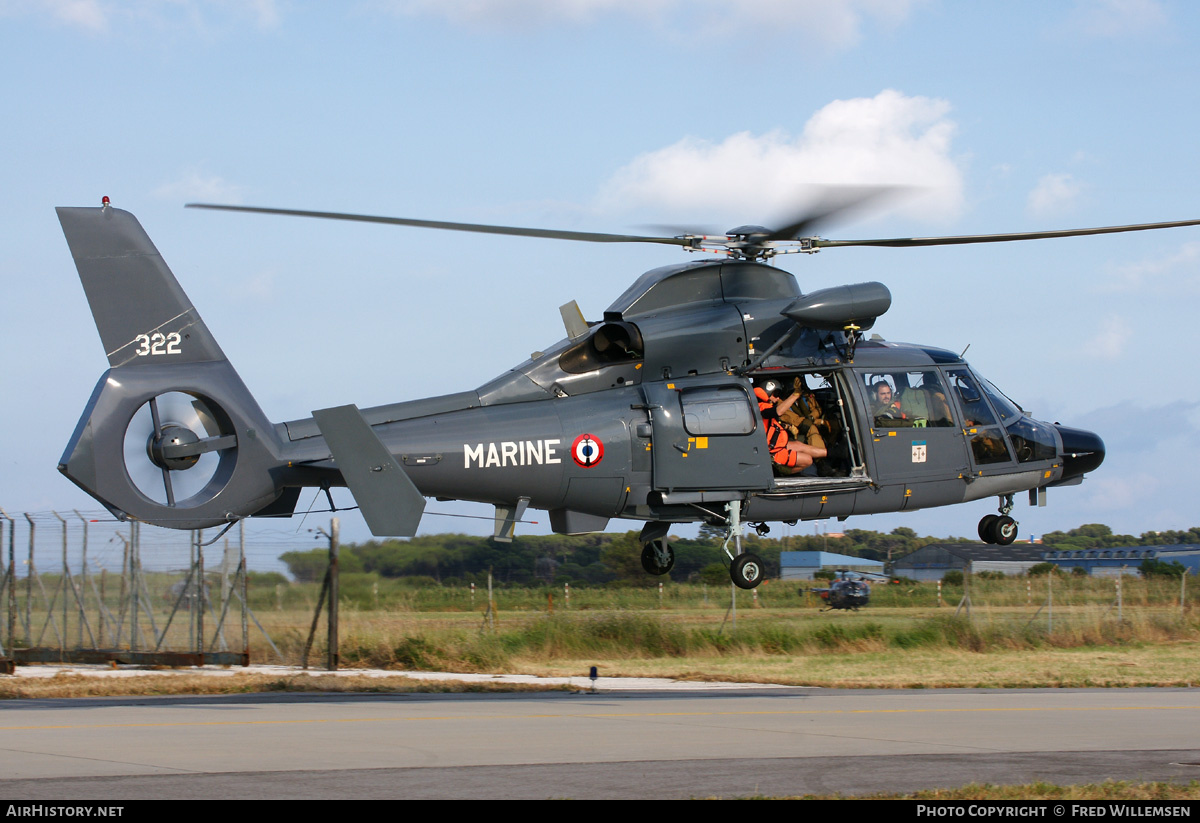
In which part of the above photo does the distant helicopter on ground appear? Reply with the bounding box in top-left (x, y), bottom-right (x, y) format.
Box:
top-left (56, 192), bottom-right (1199, 589)
top-left (807, 570), bottom-right (874, 610)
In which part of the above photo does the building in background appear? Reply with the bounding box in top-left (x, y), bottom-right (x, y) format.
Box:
top-left (892, 544), bottom-right (1045, 581)
top-left (1043, 545), bottom-right (1200, 577)
top-left (780, 551), bottom-right (885, 581)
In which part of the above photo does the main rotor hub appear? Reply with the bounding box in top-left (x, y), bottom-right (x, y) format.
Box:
top-left (725, 224), bottom-right (771, 238)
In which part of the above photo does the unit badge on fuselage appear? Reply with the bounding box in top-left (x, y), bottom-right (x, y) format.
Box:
top-left (571, 433), bottom-right (604, 468)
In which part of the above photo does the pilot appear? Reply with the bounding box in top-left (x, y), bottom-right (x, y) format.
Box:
top-left (871, 380), bottom-right (909, 427)
top-left (756, 382), bottom-right (828, 474)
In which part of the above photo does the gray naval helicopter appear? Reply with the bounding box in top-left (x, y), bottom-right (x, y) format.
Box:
top-left (56, 195), bottom-right (1200, 589)
top-left (808, 571), bottom-right (875, 611)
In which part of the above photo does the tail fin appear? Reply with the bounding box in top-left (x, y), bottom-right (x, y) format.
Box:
top-left (57, 206), bottom-right (227, 368)
top-left (58, 205), bottom-right (285, 529)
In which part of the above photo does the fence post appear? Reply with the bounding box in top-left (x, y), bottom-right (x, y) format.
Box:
top-left (24, 514), bottom-right (35, 643)
top-left (1, 509), bottom-right (14, 649)
top-left (240, 520), bottom-right (249, 659)
top-left (328, 518), bottom-right (339, 672)
top-left (131, 521), bottom-right (139, 650)
top-left (196, 529), bottom-right (205, 665)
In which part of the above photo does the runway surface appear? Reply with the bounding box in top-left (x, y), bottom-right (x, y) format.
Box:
top-left (2, 686), bottom-right (1199, 798)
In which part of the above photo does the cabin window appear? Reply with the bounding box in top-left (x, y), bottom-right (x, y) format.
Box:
top-left (679, 386), bottom-right (756, 436)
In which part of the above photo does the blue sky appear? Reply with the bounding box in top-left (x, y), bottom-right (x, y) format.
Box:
top-left (3, 0), bottom-right (1199, 551)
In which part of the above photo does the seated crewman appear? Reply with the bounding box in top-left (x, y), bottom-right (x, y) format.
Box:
top-left (871, 380), bottom-right (909, 428)
top-left (756, 382), bottom-right (828, 474)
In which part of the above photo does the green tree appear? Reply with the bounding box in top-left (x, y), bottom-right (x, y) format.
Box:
top-left (1139, 558), bottom-right (1187, 578)
top-left (600, 532), bottom-right (647, 583)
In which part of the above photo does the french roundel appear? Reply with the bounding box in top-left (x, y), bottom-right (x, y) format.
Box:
top-left (571, 433), bottom-right (604, 468)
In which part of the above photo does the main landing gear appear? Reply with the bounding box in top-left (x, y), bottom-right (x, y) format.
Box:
top-left (639, 500), bottom-right (766, 588)
top-left (640, 539), bottom-right (675, 576)
top-left (978, 495), bottom-right (1018, 545)
top-left (639, 522), bottom-right (675, 576)
top-left (724, 499), bottom-right (764, 589)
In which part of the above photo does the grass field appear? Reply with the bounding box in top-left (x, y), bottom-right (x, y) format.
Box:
top-left (227, 574), bottom-right (1200, 689)
top-left (5, 573), bottom-right (1198, 689)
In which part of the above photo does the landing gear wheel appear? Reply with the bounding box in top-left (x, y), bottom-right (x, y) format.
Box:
top-left (992, 515), bottom-right (1018, 546)
top-left (640, 540), bottom-right (675, 576)
top-left (730, 553), bottom-right (764, 589)
top-left (978, 514), bottom-right (999, 543)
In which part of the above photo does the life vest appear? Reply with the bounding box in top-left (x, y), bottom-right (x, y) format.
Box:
top-left (756, 388), bottom-right (798, 467)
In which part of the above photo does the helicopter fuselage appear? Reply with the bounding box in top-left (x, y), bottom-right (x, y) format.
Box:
top-left (56, 208), bottom-right (1104, 570)
top-left (268, 258), bottom-right (1099, 534)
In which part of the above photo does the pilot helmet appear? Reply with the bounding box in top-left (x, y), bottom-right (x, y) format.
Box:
top-left (762, 379), bottom-right (784, 397)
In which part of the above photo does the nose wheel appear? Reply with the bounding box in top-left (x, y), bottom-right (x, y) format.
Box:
top-left (978, 496), bottom-right (1018, 545)
top-left (730, 553), bottom-right (764, 589)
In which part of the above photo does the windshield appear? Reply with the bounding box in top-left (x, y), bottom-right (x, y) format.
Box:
top-left (974, 372), bottom-right (1057, 464)
top-left (979, 378), bottom-right (1023, 424)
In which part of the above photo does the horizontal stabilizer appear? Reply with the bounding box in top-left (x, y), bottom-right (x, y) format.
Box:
top-left (493, 497), bottom-right (530, 543)
top-left (312, 404), bottom-right (426, 537)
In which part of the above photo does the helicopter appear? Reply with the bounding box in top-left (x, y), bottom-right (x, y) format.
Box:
top-left (807, 570), bottom-right (875, 611)
top-left (55, 194), bottom-right (1200, 590)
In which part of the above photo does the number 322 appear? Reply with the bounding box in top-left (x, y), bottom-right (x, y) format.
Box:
top-left (135, 332), bottom-right (182, 356)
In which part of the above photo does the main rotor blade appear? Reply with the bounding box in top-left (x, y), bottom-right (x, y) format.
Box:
top-left (763, 186), bottom-right (907, 242)
top-left (815, 218), bottom-right (1200, 249)
top-left (187, 203), bottom-right (691, 247)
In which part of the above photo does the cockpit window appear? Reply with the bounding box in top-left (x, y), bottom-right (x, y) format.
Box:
top-left (979, 378), bottom-right (1021, 424)
top-left (859, 370), bottom-right (955, 428)
top-left (1006, 417), bottom-right (1058, 463)
top-left (948, 371), bottom-right (997, 427)
top-left (948, 369), bottom-right (1012, 464)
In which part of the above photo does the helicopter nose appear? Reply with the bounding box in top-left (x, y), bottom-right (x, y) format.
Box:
top-left (1055, 425), bottom-right (1105, 480)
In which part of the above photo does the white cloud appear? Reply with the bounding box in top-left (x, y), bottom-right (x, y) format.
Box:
top-left (1066, 401), bottom-right (1200, 530)
top-left (2, 0), bottom-right (110, 31)
top-left (382, 0), bottom-right (922, 45)
top-left (597, 90), bottom-right (963, 225)
top-left (0, 0), bottom-right (282, 33)
top-left (153, 170), bottom-right (245, 204)
top-left (1099, 241), bottom-right (1200, 294)
top-left (1079, 313), bottom-right (1132, 360)
top-left (1027, 172), bottom-right (1083, 217)
top-left (1068, 0), bottom-right (1168, 38)
top-left (243, 269), bottom-right (278, 300)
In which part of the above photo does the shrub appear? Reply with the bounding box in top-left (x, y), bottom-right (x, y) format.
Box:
top-left (1140, 558), bottom-right (1188, 578)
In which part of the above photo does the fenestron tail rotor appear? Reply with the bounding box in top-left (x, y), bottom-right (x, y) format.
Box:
top-left (122, 392), bottom-right (238, 508)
